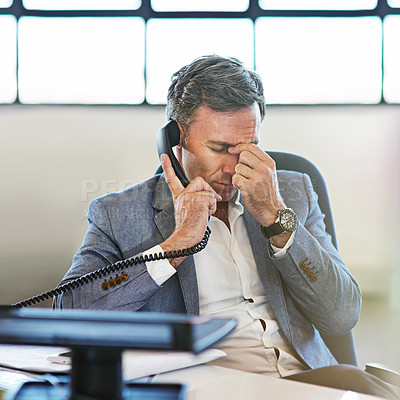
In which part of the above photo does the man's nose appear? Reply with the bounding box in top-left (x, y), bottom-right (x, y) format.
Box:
top-left (222, 153), bottom-right (239, 176)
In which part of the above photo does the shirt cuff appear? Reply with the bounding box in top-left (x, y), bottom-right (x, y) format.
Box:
top-left (143, 245), bottom-right (176, 286)
top-left (270, 230), bottom-right (296, 258)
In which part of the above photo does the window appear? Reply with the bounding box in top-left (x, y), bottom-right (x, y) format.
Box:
top-left (0, 0), bottom-right (12, 7)
top-left (259, 0), bottom-right (377, 10)
top-left (151, 0), bottom-right (249, 12)
top-left (255, 17), bottom-right (382, 104)
top-left (0, 15), bottom-right (17, 103)
top-left (23, 0), bottom-right (141, 10)
top-left (18, 17), bottom-right (145, 104)
top-left (146, 18), bottom-right (254, 104)
top-left (383, 15), bottom-right (400, 103)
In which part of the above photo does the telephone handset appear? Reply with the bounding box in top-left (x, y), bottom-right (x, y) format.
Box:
top-left (12, 120), bottom-right (210, 308)
top-left (156, 120), bottom-right (189, 187)
top-left (156, 119), bottom-right (212, 251)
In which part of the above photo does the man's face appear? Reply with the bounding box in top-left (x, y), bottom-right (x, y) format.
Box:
top-left (176, 103), bottom-right (261, 202)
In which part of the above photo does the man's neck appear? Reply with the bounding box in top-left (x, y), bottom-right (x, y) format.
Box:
top-left (214, 202), bottom-right (230, 231)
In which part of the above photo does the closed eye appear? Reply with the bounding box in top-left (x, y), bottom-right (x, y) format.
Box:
top-left (207, 143), bottom-right (230, 153)
top-left (209, 147), bottom-right (226, 153)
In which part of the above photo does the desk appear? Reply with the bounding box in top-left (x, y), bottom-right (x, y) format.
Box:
top-left (0, 346), bottom-right (386, 400)
top-left (152, 364), bottom-right (383, 400)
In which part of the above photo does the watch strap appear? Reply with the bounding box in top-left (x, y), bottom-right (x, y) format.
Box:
top-left (261, 222), bottom-right (284, 239)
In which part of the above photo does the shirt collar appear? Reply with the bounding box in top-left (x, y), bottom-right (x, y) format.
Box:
top-left (226, 190), bottom-right (244, 228)
top-left (229, 190), bottom-right (244, 215)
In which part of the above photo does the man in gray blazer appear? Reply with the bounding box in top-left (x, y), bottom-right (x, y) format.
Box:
top-left (57, 55), bottom-right (398, 399)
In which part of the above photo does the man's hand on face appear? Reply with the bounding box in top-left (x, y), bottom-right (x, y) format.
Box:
top-left (160, 153), bottom-right (221, 268)
top-left (228, 144), bottom-right (290, 247)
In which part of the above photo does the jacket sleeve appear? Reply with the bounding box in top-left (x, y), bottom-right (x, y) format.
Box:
top-left (54, 198), bottom-right (162, 311)
top-left (272, 172), bottom-right (362, 336)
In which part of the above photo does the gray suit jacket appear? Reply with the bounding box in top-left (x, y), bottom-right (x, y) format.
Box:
top-left (58, 171), bottom-right (361, 370)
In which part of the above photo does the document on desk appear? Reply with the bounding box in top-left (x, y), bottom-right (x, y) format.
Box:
top-left (0, 345), bottom-right (70, 373)
top-left (122, 348), bottom-right (225, 380)
top-left (0, 344), bottom-right (225, 380)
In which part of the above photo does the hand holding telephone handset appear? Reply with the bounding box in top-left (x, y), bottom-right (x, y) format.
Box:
top-left (12, 121), bottom-right (212, 308)
top-left (157, 121), bottom-right (221, 257)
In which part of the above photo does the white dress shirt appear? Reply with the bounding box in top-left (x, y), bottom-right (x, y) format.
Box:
top-left (144, 194), bottom-right (308, 377)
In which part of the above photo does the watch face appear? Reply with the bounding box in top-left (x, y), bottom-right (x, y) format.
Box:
top-left (279, 209), bottom-right (298, 232)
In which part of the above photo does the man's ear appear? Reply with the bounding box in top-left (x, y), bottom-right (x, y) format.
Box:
top-left (176, 121), bottom-right (186, 149)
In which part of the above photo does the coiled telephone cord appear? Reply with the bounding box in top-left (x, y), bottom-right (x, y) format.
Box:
top-left (12, 227), bottom-right (211, 308)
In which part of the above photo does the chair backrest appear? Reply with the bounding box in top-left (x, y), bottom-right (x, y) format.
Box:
top-left (268, 151), bottom-right (337, 249)
top-left (268, 151), bottom-right (358, 366)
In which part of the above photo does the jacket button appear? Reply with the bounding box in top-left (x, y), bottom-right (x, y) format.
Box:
top-left (101, 281), bottom-right (110, 290)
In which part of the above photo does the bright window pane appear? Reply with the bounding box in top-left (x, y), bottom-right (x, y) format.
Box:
top-left (23, 0), bottom-right (140, 10)
top-left (18, 17), bottom-right (145, 104)
top-left (255, 17), bottom-right (382, 104)
top-left (146, 19), bottom-right (254, 104)
top-left (259, 0), bottom-right (377, 9)
top-left (0, 0), bottom-right (12, 7)
top-left (0, 15), bottom-right (17, 103)
top-left (388, 0), bottom-right (400, 6)
top-left (151, 0), bottom-right (248, 11)
top-left (383, 16), bottom-right (400, 103)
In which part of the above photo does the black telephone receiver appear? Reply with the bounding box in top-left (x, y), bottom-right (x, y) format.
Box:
top-left (12, 121), bottom-right (210, 308)
top-left (156, 120), bottom-right (190, 187)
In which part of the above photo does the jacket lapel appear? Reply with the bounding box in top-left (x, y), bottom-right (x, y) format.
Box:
top-left (152, 175), bottom-right (199, 315)
top-left (241, 199), bottom-right (294, 345)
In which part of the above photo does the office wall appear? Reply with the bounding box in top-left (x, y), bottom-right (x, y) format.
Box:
top-left (0, 104), bottom-right (399, 307)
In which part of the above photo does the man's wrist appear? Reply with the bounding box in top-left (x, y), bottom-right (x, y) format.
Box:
top-left (269, 231), bottom-right (296, 258)
top-left (269, 232), bottom-right (292, 248)
top-left (160, 237), bottom-right (187, 269)
top-left (259, 205), bottom-right (286, 228)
